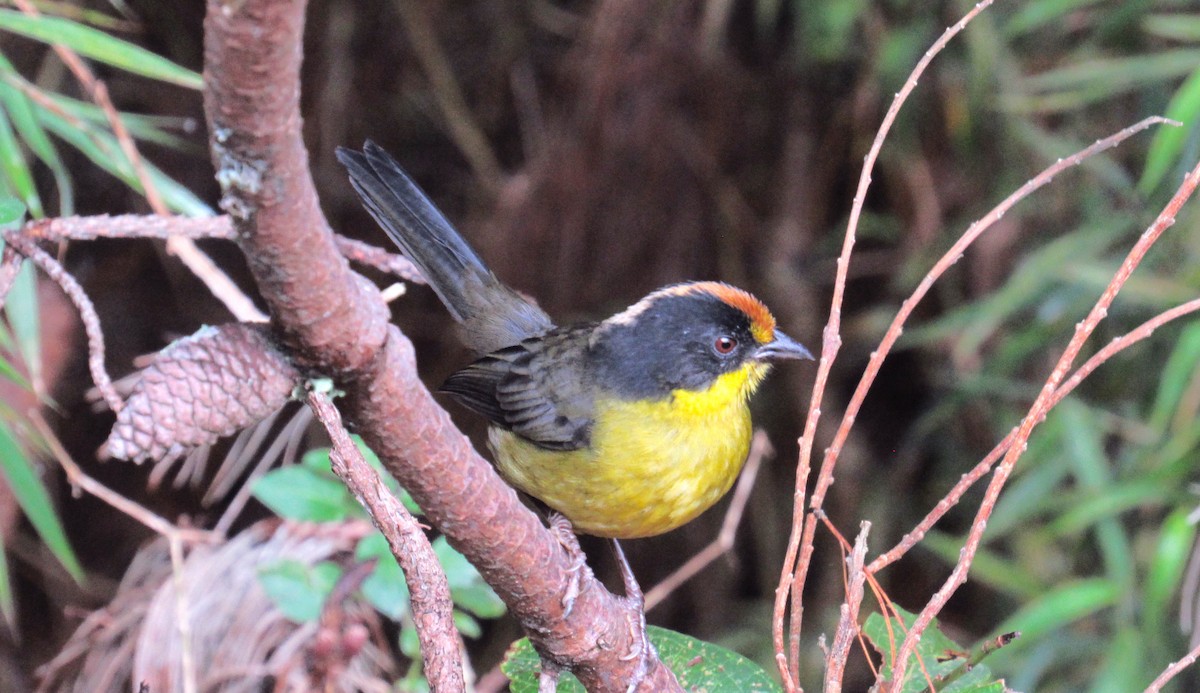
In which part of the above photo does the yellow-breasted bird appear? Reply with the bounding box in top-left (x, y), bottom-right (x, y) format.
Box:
top-left (337, 141), bottom-right (812, 542)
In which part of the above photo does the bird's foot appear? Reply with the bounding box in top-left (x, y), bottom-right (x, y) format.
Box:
top-left (611, 539), bottom-right (655, 692)
top-left (548, 513), bottom-right (587, 619)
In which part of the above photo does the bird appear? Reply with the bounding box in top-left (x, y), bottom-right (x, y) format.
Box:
top-left (338, 140), bottom-right (811, 685)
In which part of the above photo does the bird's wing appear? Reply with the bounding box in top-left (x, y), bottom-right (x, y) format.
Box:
top-left (440, 330), bottom-right (594, 451)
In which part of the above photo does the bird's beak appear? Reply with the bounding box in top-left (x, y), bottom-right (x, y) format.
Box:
top-left (755, 330), bottom-right (813, 362)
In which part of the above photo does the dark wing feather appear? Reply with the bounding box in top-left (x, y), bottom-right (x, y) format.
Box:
top-left (440, 329), bottom-right (594, 451)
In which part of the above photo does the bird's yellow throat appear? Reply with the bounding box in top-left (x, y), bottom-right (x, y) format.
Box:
top-left (491, 361), bottom-right (771, 538)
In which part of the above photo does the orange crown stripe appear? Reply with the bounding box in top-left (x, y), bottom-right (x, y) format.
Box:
top-left (691, 282), bottom-right (777, 344)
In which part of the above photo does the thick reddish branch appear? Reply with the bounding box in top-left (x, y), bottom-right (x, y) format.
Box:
top-left (202, 0), bottom-right (675, 689)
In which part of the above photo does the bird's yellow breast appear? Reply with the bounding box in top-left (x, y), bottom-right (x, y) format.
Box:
top-left (490, 362), bottom-right (769, 538)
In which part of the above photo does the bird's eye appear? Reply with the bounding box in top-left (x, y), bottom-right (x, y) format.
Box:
top-left (714, 336), bottom-right (737, 355)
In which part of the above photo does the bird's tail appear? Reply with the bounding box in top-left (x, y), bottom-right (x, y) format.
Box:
top-left (337, 141), bottom-right (551, 353)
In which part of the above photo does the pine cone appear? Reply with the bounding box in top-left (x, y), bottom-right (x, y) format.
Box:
top-left (103, 323), bottom-right (300, 463)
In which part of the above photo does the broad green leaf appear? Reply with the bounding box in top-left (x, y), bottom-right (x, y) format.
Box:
top-left (432, 536), bottom-right (505, 618)
top-left (356, 533), bottom-right (410, 620)
top-left (864, 608), bottom-right (1006, 693)
top-left (1140, 66), bottom-right (1200, 195)
top-left (0, 197), bottom-right (23, 226)
top-left (0, 9), bottom-right (202, 89)
top-left (0, 423), bottom-right (82, 579)
top-left (252, 465), bottom-right (356, 522)
top-left (502, 626), bottom-right (781, 692)
top-left (453, 610), bottom-right (481, 638)
top-left (258, 559), bottom-right (340, 623)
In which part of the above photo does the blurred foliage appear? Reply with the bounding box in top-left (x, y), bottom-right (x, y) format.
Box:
top-left (0, 0), bottom-right (1198, 691)
top-left (253, 440), bottom-right (506, 691)
top-left (0, 2), bottom-right (204, 636)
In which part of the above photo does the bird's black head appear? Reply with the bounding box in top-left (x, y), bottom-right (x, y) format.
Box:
top-left (589, 282), bottom-right (811, 400)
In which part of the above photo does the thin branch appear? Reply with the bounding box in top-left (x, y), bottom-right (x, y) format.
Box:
top-left (21, 215), bottom-right (424, 283)
top-left (886, 159), bottom-right (1200, 688)
top-left (1145, 639), bottom-right (1200, 693)
top-left (643, 430), bottom-right (771, 611)
top-left (5, 234), bottom-right (123, 413)
top-left (29, 410), bottom-right (213, 544)
top-left (776, 3), bottom-right (996, 687)
top-left (823, 522), bottom-right (869, 693)
top-left (307, 389), bottom-right (463, 692)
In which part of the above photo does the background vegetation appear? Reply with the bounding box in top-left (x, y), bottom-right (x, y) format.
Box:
top-left (0, 0), bottom-right (1198, 690)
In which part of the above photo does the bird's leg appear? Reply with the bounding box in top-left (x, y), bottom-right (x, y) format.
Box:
top-left (547, 512), bottom-right (587, 619)
top-left (610, 539), bottom-right (655, 692)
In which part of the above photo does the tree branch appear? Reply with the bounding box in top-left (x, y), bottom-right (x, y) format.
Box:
top-left (202, 0), bottom-right (674, 689)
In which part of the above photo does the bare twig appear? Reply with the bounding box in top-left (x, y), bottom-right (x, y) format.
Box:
top-left (823, 522), bottom-right (869, 693)
top-left (5, 234), bottom-right (123, 413)
top-left (886, 159), bottom-right (1200, 688)
top-left (21, 215), bottom-right (425, 283)
top-left (306, 389), bottom-right (463, 692)
top-left (29, 410), bottom-right (214, 544)
top-left (643, 430), bottom-right (771, 611)
top-left (1145, 639), bottom-right (1200, 693)
top-left (776, 3), bottom-right (996, 687)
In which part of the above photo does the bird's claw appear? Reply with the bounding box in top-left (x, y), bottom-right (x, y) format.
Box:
top-left (548, 513), bottom-right (587, 618)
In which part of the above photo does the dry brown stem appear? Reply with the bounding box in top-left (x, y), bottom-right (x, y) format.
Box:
top-left (823, 522), bottom-right (869, 693)
top-left (4, 234), bottom-right (123, 413)
top-left (307, 390), bottom-right (463, 692)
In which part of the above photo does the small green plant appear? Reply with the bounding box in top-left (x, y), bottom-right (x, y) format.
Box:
top-left (252, 439), bottom-right (506, 691)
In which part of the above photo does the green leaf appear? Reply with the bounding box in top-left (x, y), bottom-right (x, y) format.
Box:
top-left (502, 626), bottom-right (782, 692)
top-left (0, 9), bottom-right (203, 89)
top-left (356, 533), bottom-right (410, 620)
top-left (0, 82), bottom-right (73, 215)
top-left (0, 107), bottom-right (41, 218)
top-left (453, 609), bottom-right (481, 638)
top-left (0, 531), bottom-right (13, 627)
top-left (6, 259), bottom-right (40, 391)
top-left (432, 537), bottom-right (505, 618)
top-left (0, 423), bottom-right (82, 579)
top-left (1144, 507), bottom-right (1197, 635)
top-left (257, 559), bottom-right (340, 623)
top-left (1140, 66), bottom-right (1200, 195)
top-left (33, 107), bottom-right (212, 217)
top-left (0, 197), bottom-right (23, 226)
top-left (864, 608), bottom-right (1006, 693)
top-left (993, 578), bottom-right (1118, 644)
top-left (252, 465), bottom-right (356, 522)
